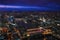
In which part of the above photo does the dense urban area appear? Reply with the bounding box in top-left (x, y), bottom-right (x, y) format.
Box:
top-left (0, 11), bottom-right (60, 40)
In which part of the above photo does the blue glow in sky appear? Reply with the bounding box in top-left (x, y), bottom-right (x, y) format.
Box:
top-left (0, 5), bottom-right (59, 11)
top-left (0, 5), bottom-right (39, 8)
top-left (0, 0), bottom-right (60, 11)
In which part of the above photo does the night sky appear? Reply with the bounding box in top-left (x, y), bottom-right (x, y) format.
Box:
top-left (0, 0), bottom-right (60, 11)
